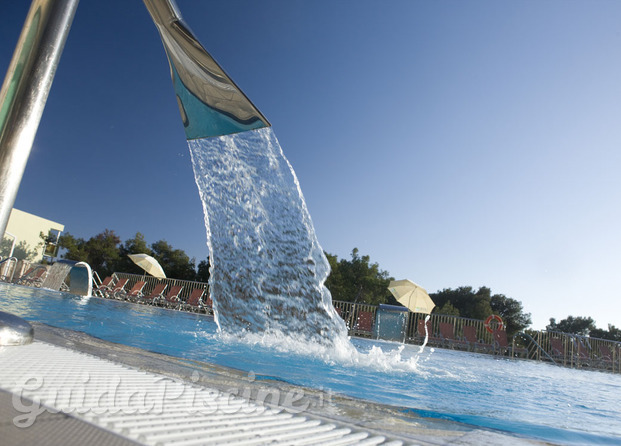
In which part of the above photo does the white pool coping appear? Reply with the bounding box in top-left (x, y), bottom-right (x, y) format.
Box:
top-left (0, 323), bottom-right (545, 446)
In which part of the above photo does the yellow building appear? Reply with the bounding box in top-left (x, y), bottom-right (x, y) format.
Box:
top-left (1, 208), bottom-right (64, 262)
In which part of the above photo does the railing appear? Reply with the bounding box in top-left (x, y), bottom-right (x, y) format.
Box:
top-left (0, 257), bottom-right (18, 282)
top-left (112, 272), bottom-right (208, 303)
top-left (514, 332), bottom-right (557, 364)
top-left (333, 300), bottom-right (621, 373)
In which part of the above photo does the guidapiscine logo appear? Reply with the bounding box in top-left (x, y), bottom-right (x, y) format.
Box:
top-left (11, 370), bottom-right (333, 428)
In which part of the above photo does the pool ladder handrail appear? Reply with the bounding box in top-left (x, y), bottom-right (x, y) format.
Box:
top-left (0, 257), bottom-right (18, 283)
top-left (514, 331), bottom-right (558, 365)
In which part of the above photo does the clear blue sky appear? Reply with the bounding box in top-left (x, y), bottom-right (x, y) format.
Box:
top-left (2, 1), bottom-right (620, 330)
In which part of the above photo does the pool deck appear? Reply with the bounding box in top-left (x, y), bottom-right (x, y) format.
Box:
top-left (0, 322), bottom-right (548, 446)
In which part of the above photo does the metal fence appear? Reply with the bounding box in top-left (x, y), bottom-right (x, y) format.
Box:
top-left (333, 300), bottom-right (621, 373)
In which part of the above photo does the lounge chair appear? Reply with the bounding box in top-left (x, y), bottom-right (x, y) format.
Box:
top-left (139, 283), bottom-right (167, 305)
top-left (94, 276), bottom-right (115, 297)
top-left (16, 267), bottom-right (47, 287)
top-left (597, 344), bottom-right (615, 370)
top-left (160, 285), bottom-right (184, 308)
top-left (572, 337), bottom-right (591, 365)
top-left (180, 288), bottom-right (205, 312)
top-left (549, 337), bottom-right (566, 362)
top-left (493, 329), bottom-right (528, 357)
top-left (104, 278), bottom-right (128, 298)
top-left (463, 325), bottom-right (493, 353)
top-left (439, 322), bottom-right (468, 349)
top-left (352, 311), bottom-right (374, 337)
top-left (116, 281), bottom-right (146, 301)
top-left (417, 319), bottom-right (441, 346)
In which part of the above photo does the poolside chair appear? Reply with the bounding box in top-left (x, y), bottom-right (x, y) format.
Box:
top-left (596, 343), bottom-right (615, 370)
top-left (549, 337), bottom-right (566, 362)
top-left (116, 281), bottom-right (146, 301)
top-left (439, 322), bottom-right (468, 350)
top-left (202, 293), bottom-right (214, 313)
top-left (104, 278), bottom-right (128, 299)
top-left (463, 325), bottom-right (493, 353)
top-left (16, 267), bottom-right (47, 287)
top-left (139, 283), bottom-right (167, 305)
top-left (160, 285), bottom-right (184, 308)
top-left (572, 337), bottom-right (591, 366)
top-left (180, 288), bottom-right (205, 312)
top-left (417, 319), bottom-right (441, 346)
top-left (94, 276), bottom-right (115, 297)
top-left (492, 330), bottom-right (528, 357)
top-left (352, 311), bottom-right (374, 337)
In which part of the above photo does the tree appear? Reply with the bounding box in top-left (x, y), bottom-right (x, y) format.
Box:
top-left (431, 287), bottom-right (493, 320)
top-left (151, 239), bottom-right (197, 281)
top-left (116, 232), bottom-right (152, 275)
top-left (59, 229), bottom-right (121, 277)
top-left (435, 301), bottom-right (460, 316)
top-left (590, 324), bottom-right (621, 342)
top-left (546, 316), bottom-right (596, 336)
top-left (324, 248), bottom-right (394, 305)
top-left (490, 293), bottom-right (532, 336)
top-left (0, 238), bottom-right (38, 261)
top-left (196, 259), bottom-right (210, 283)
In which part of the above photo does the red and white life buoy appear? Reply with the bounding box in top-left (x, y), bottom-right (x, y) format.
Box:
top-left (484, 314), bottom-right (504, 333)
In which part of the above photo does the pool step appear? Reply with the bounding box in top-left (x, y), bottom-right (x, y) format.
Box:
top-left (0, 342), bottom-right (403, 446)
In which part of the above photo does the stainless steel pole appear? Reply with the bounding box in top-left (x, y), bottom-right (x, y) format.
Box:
top-left (0, 0), bottom-right (80, 237)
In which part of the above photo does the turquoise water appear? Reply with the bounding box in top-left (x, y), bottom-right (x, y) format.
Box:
top-left (1, 284), bottom-right (620, 445)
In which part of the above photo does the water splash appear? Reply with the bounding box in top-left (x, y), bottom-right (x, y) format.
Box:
top-left (188, 127), bottom-right (348, 346)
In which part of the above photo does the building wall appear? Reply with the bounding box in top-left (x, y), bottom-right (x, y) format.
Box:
top-left (2, 208), bottom-right (64, 262)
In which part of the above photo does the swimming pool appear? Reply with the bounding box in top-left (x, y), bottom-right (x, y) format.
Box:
top-left (1, 283), bottom-right (620, 445)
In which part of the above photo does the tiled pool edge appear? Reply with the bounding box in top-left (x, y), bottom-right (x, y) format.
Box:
top-left (0, 322), bottom-right (545, 445)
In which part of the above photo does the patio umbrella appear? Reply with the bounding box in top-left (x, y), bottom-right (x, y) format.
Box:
top-left (128, 254), bottom-right (166, 279)
top-left (388, 279), bottom-right (435, 314)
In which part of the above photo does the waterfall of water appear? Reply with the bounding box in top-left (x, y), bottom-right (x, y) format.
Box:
top-left (189, 127), bottom-right (348, 346)
top-left (41, 262), bottom-right (72, 291)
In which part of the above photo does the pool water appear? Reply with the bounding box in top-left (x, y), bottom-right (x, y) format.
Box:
top-left (1, 284), bottom-right (620, 445)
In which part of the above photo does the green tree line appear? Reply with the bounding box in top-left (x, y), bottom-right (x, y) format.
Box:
top-left (59, 230), bottom-right (210, 282)
top-left (56, 231), bottom-right (619, 340)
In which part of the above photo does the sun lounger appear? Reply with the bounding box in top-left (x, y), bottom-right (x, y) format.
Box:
top-left (139, 283), bottom-right (167, 305)
top-left (94, 276), bottom-right (115, 297)
top-left (493, 329), bottom-right (528, 357)
top-left (116, 281), bottom-right (146, 301)
top-left (597, 343), bottom-right (616, 370)
top-left (463, 325), bottom-right (493, 353)
top-left (352, 311), bottom-right (374, 337)
top-left (16, 267), bottom-right (47, 287)
top-left (549, 337), bottom-right (566, 362)
top-left (160, 285), bottom-right (184, 308)
top-left (180, 288), bottom-right (205, 312)
top-left (572, 337), bottom-right (591, 365)
top-left (439, 322), bottom-right (468, 349)
top-left (417, 319), bottom-right (441, 346)
top-left (104, 278), bottom-right (128, 298)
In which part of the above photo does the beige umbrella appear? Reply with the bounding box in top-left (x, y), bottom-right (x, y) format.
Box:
top-left (388, 279), bottom-right (435, 314)
top-left (128, 254), bottom-right (166, 279)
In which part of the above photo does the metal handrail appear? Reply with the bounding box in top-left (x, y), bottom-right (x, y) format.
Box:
top-left (515, 332), bottom-right (557, 364)
top-left (0, 257), bottom-right (18, 282)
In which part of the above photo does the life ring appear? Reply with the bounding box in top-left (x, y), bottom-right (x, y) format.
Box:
top-left (484, 314), bottom-right (504, 333)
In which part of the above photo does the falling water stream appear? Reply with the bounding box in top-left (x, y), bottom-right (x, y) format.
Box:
top-left (188, 127), bottom-right (349, 347)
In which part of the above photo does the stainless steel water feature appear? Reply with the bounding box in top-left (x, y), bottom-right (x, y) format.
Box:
top-left (0, 0), bottom-right (268, 239)
top-left (143, 0), bottom-right (271, 140)
top-left (0, 311), bottom-right (34, 345)
top-left (0, 0), bottom-right (80, 238)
